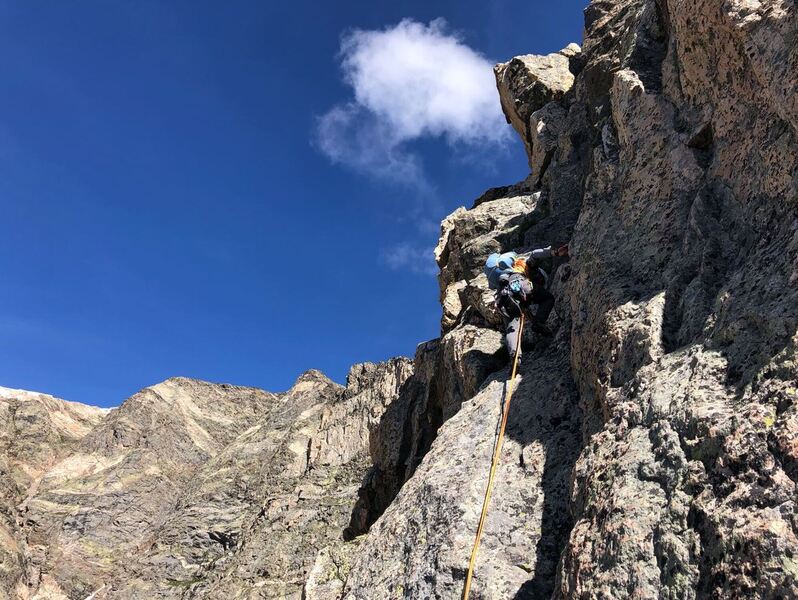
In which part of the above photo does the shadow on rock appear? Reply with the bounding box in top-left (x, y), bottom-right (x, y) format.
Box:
top-left (497, 337), bottom-right (582, 599)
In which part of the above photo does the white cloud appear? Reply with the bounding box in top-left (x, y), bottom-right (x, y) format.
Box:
top-left (316, 18), bottom-right (509, 188)
top-left (380, 242), bottom-right (438, 276)
top-left (316, 103), bottom-right (428, 189)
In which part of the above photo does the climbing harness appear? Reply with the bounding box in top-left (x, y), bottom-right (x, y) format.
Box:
top-left (462, 312), bottom-right (525, 600)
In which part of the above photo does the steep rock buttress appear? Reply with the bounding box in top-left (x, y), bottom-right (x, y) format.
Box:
top-left (316, 0), bottom-right (798, 598)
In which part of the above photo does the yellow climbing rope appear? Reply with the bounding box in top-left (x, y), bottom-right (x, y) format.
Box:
top-left (462, 312), bottom-right (525, 600)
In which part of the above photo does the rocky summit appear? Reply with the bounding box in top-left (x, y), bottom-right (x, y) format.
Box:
top-left (3, 0), bottom-right (797, 598)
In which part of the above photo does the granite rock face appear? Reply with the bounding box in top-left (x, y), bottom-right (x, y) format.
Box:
top-left (3, 0), bottom-right (798, 598)
top-left (334, 0), bottom-right (798, 598)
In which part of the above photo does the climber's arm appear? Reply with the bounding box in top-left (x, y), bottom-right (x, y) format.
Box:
top-left (528, 246), bottom-right (553, 260)
top-left (525, 244), bottom-right (569, 259)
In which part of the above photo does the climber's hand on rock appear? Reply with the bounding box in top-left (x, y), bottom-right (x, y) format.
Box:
top-left (554, 244), bottom-right (569, 257)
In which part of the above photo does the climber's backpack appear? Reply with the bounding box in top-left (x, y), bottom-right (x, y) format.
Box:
top-left (484, 252), bottom-right (518, 290)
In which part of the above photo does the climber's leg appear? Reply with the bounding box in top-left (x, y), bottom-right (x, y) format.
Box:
top-left (525, 289), bottom-right (554, 336)
top-left (532, 288), bottom-right (554, 324)
top-left (504, 316), bottom-right (523, 357)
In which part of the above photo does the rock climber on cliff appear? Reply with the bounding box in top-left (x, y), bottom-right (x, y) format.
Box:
top-left (484, 244), bottom-right (569, 356)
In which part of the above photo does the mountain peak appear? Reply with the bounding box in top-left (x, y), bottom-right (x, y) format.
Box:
top-left (288, 369), bottom-right (340, 394)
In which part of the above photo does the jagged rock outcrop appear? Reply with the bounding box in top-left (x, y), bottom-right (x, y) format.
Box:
top-left (323, 0), bottom-right (798, 598)
top-left (179, 361), bottom-right (412, 600)
top-left (3, 0), bottom-right (797, 598)
top-left (495, 45), bottom-right (581, 172)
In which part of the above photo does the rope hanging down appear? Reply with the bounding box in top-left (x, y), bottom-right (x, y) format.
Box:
top-left (462, 312), bottom-right (525, 599)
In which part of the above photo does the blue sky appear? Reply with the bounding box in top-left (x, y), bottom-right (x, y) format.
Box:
top-left (0, 1), bottom-right (585, 407)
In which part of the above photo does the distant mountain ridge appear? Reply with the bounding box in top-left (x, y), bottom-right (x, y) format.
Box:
top-left (1, 365), bottom-right (412, 599)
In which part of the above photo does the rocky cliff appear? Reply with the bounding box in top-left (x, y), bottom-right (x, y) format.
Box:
top-left (2, 0), bottom-right (797, 598)
top-left (339, 0), bottom-right (797, 597)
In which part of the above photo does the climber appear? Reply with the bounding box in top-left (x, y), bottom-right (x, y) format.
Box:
top-left (484, 245), bottom-right (569, 355)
